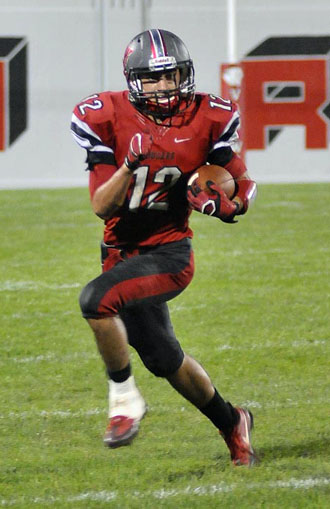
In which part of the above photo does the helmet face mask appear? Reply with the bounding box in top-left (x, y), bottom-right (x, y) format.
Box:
top-left (123, 29), bottom-right (195, 120)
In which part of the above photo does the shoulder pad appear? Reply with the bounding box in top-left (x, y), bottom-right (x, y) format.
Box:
top-left (73, 91), bottom-right (115, 124)
top-left (198, 93), bottom-right (239, 123)
top-left (71, 91), bottom-right (119, 154)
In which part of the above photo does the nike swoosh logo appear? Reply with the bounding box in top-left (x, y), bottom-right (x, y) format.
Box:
top-left (174, 137), bottom-right (191, 143)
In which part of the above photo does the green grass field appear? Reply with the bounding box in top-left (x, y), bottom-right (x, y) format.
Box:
top-left (0, 183), bottom-right (329, 508)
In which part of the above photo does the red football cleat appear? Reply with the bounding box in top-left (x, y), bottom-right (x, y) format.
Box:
top-left (104, 415), bottom-right (141, 448)
top-left (103, 376), bottom-right (147, 448)
top-left (220, 407), bottom-right (256, 466)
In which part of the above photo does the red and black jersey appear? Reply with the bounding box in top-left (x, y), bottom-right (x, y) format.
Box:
top-left (71, 91), bottom-right (241, 247)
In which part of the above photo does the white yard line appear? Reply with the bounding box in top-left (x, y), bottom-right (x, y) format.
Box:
top-left (0, 281), bottom-right (81, 291)
top-left (216, 338), bottom-right (327, 352)
top-left (0, 408), bottom-right (105, 420)
top-left (0, 477), bottom-right (329, 506)
top-left (260, 201), bottom-right (303, 208)
top-left (3, 338), bottom-right (326, 366)
top-left (5, 351), bottom-right (97, 365)
top-left (0, 396), bottom-right (328, 422)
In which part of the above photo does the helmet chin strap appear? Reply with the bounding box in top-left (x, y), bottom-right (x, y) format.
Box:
top-left (127, 62), bottom-right (195, 120)
top-left (139, 93), bottom-right (180, 119)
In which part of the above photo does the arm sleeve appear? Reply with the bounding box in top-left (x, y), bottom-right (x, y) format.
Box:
top-left (208, 146), bottom-right (247, 179)
top-left (223, 152), bottom-right (247, 179)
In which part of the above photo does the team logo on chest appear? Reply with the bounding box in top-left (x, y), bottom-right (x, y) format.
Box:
top-left (147, 150), bottom-right (175, 160)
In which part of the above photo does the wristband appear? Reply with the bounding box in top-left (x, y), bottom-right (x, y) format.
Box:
top-left (124, 156), bottom-right (140, 172)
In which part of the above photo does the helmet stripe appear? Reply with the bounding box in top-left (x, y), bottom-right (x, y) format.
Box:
top-left (148, 29), bottom-right (167, 58)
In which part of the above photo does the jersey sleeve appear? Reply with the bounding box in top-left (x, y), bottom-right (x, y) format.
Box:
top-left (203, 94), bottom-right (241, 167)
top-left (88, 163), bottom-right (118, 199)
top-left (70, 92), bottom-right (118, 170)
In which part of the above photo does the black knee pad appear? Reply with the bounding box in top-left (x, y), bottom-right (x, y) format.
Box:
top-left (79, 280), bottom-right (101, 318)
top-left (136, 345), bottom-right (184, 378)
top-left (120, 302), bottom-right (185, 377)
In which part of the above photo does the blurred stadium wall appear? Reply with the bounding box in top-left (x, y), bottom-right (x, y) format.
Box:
top-left (0, 0), bottom-right (329, 188)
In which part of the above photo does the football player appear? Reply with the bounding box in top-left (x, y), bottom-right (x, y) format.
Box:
top-left (71, 29), bottom-right (257, 466)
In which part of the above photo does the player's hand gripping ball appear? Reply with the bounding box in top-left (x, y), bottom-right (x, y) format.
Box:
top-left (190, 164), bottom-right (236, 198)
top-left (187, 164), bottom-right (238, 222)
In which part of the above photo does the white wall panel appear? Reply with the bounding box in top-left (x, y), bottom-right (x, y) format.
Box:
top-left (0, 0), bottom-right (101, 188)
top-left (148, 0), bottom-right (228, 96)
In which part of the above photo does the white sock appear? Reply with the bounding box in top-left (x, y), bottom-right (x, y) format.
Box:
top-left (108, 376), bottom-right (146, 419)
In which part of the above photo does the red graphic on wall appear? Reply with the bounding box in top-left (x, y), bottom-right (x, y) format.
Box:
top-left (221, 36), bottom-right (330, 151)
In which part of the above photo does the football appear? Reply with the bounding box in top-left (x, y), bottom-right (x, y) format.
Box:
top-left (187, 164), bottom-right (236, 199)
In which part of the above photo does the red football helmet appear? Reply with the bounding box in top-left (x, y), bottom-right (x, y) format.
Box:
top-left (123, 29), bottom-right (195, 120)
